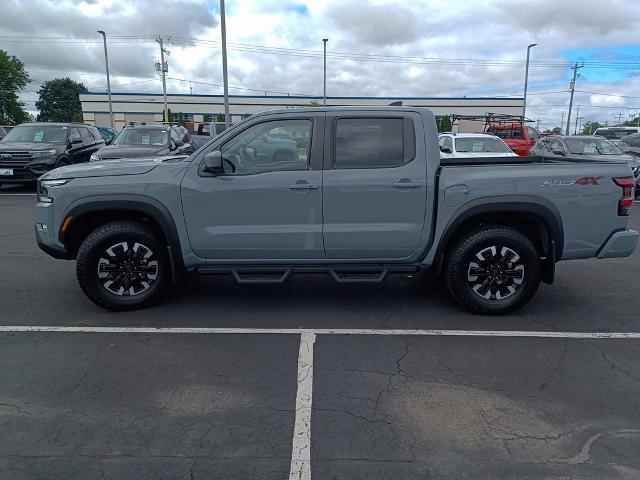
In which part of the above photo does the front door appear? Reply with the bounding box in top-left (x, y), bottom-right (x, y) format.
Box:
top-left (322, 113), bottom-right (428, 260)
top-left (181, 114), bottom-right (325, 261)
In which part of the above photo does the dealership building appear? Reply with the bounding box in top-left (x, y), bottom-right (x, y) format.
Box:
top-left (80, 92), bottom-right (524, 132)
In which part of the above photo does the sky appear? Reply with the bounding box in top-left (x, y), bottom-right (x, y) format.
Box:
top-left (1, 0), bottom-right (640, 131)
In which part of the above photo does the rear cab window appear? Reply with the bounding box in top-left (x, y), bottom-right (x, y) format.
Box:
top-left (334, 117), bottom-right (415, 169)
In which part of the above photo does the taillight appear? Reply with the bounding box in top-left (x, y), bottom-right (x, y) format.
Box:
top-left (613, 177), bottom-right (635, 216)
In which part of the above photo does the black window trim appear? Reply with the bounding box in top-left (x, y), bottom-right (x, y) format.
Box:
top-left (198, 116), bottom-right (315, 177)
top-left (331, 115), bottom-right (417, 170)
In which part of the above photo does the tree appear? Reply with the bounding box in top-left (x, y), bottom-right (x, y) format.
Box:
top-left (36, 78), bottom-right (87, 122)
top-left (162, 108), bottom-right (173, 123)
top-left (203, 114), bottom-right (212, 122)
top-left (551, 127), bottom-right (562, 135)
top-left (216, 113), bottom-right (226, 122)
top-left (307, 100), bottom-right (321, 107)
top-left (624, 116), bottom-right (639, 127)
top-left (0, 50), bottom-right (31, 125)
top-left (438, 115), bottom-right (452, 133)
top-left (178, 111), bottom-right (186, 127)
top-left (581, 121), bottom-right (601, 135)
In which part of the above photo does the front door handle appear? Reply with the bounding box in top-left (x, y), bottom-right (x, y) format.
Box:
top-left (289, 182), bottom-right (318, 190)
top-left (393, 180), bottom-right (422, 188)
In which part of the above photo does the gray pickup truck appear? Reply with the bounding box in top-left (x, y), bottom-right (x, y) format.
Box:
top-left (35, 107), bottom-right (638, 314)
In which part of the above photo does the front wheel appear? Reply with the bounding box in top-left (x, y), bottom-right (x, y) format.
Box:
top-left (445, 225), bottom-right (542, 315)
top-left (76, 220), bottom-right (170, 311)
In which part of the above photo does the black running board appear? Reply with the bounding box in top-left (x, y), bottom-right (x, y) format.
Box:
top-left (193, 265), bottom-right (420, 284)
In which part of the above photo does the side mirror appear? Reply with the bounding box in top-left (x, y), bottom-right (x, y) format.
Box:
top-left (105, 138), bottom-right (113, 145)
top-left (552, 149), bottom-right (565, 156)
top-left (202, 150), bottom-right (223, 174)
top-left (440, 146), bottom-right (452, 154)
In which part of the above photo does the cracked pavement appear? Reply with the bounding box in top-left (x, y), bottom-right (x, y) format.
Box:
top-left (2, 188), bottom-right (640, 479)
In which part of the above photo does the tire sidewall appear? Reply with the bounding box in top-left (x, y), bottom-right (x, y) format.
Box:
top-left (78, 226), bottom-right (168, 310)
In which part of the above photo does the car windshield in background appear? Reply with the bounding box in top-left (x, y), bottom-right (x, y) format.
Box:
top-left (565, 138), bottom-right (624, 155)
top-left (455, 137), bottom-right (511, 153)
top-left (1, 125), bottom-right (67, 144)
top-left (595, 129), bottom-right (637, 140)
top-left (113, 128), bottom-right (167, 147)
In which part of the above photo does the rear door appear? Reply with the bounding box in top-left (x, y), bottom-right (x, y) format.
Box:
top-left (181, 113), bottom-right (325, 260)
top-left (67, 128), bottom-right (85, 164)
top-left (322, 112), bottom-right (428, 260)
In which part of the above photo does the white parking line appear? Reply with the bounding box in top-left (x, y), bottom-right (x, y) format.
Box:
top-left (1, 325), bottom-right (640, 338)
top-left (289, 332), bottom-right (315, 480)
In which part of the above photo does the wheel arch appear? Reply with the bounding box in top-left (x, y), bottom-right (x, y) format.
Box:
top-left (60, 197), bottom-right (184, 271)
top-left (432, 197), bottom-right (564, 283)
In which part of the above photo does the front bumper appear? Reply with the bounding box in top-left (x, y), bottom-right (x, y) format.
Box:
top-left (34, 202), bottom-right (70, 259)
top-left (596, 229), bottom-right (639, 259)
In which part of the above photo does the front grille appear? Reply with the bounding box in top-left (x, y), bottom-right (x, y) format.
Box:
top-left (0, 151), bottom-right (33, 167)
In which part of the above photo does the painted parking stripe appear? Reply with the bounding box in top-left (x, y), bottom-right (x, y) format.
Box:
top-left (288, 332), bottom-right (315, 480)
top-left (2, 325), bottom-right (640, 338)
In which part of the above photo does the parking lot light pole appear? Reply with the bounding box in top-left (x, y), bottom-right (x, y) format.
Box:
top-left (220, 0), bottom-right (230, 128)
top-left (97, 31), bottom-right (114, 129)
top-left (323, 38), bottom-right (328, 106)
top-left (522, 43), bottom-right (537, 120)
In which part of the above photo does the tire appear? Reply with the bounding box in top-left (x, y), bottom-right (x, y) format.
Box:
top-left (76, 220), bottom-right (170, 311)
top-left (445, 225), bottom-right (542, 315)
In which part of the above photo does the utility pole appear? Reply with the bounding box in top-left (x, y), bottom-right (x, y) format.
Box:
top-left (615, 112), bottom-right (623, 125)
top-left (156, 37), bottom-right (170, 123)
top-left (522, 43), bottom-right (538, 120)
top-left (536, 118), bottom-right (540, 131)
top-left (220, 0), bottom-right (230, 128)
top-left (574, 105), bottom-right (580, 134)
top-left (565, 63), bottom-right (582, 135)
top-left (323, 38), bottom-right (328, 106)
top-left (560, 111), bottom-right (565, 133)
top-left (97, 31), bottom-right (114, 129)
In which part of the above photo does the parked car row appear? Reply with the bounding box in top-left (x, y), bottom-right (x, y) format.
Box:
top-left (0, 122), bottom-right (197, 186)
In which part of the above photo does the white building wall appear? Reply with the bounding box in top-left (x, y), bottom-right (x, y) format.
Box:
top-left (80, 93), bottom-right (524, 132)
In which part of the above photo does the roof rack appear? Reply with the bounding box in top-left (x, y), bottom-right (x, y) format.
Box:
top-left (450, 113), bottom-right (534, 133)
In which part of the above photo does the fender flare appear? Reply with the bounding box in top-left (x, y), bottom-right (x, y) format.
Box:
top-left (432, 195), bottom-right (565, 263)
top-left (61, 195), bottom-right (184, 271)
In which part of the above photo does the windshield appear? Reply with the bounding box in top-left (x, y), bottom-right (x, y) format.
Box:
top-left (1, 125), bottom-right (67, 144)
top-left (113, 128), bottom-right (167, 147)
top-left (594, 129), bottom-right (638, 140)
top-left (565, 138), bottom-right (624, 155)
top-left (455, 137), bottom-right (512, 153)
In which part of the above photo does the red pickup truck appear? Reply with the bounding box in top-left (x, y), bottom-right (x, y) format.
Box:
top-left (486, 123), bottom-right (542, 156)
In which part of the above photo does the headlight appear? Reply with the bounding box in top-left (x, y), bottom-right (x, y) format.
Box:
top-left (37, 179), bottom-right (70, 203)
top-left (90, 154), bottom-right (99, 162)
top-left (30, 149), bottom-right (57, 158)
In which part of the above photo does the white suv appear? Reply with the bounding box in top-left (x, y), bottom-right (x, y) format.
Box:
top-left (438, 133), bottom-right (517, 158)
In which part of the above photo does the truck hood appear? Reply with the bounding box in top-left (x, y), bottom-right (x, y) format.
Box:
top-left (41, 157), bottom-right (168, 180)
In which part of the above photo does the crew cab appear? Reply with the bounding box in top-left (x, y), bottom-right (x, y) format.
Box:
top-left (35, 107), bottom-right (638, 314)
top-left (486, 123), bottom-right (541, 156)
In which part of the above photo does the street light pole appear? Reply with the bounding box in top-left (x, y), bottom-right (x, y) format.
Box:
top-left (156, 37), bottom-right (169, 123)
top-left (522, 43), bottom-right (537, 120)
top-left (323, 38), bottom-right (328, 106)
top-left (220, 0), bottom-right (230, 128)
top-left (97, 30), bottom-right (114, 129)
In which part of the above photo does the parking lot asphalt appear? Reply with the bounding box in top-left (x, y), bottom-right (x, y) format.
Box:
top-left (1, 184), bottom-right (640, 479)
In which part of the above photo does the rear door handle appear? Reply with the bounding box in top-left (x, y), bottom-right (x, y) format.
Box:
top-left (289, 182), bottom-right (318, 190)
top-left (393, 181), bottom-right (422, 188)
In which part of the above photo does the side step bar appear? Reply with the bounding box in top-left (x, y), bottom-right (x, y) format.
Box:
top-left (193, 265), bottom-right (420, 284)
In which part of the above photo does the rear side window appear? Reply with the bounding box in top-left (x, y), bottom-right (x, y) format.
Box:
top-left (527, 127), bottom-right (540, 141)
top-left (488, 127), bottom-right (523, 140)
top-left (335, 117), bottom-right (415, 169)
top-left (80, 128), bottom-right (94, 143)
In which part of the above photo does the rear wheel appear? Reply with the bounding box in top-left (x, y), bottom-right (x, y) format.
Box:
top-left (445, 225), bottom-right (542, 315)
top-left (76, 220), bottom-right (170, 311)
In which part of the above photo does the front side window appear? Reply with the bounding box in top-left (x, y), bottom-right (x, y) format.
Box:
top-left (80, 128), bottom-right (94, 143)
top-left (550, 140), bottom-right (565, 154)
top-left (220, 119), bottom-right (311, 175)
top-left (170, 128), bottom-right (182, 143)
top-left (335, 117), bottom-right (413, 168)
top-left (527, 127), bottom-right (540, 141)
top-left (114, 128), bottom-right (168, 147)
top-left (69, 128), bottom-right (82, 143)
top-left (1, 125), bottom-right (67, 144)
top-left (455, 137), bottom-right (511, 153)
